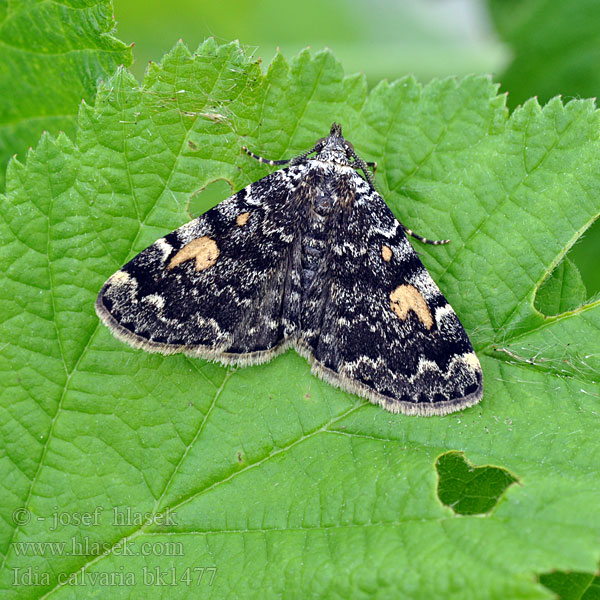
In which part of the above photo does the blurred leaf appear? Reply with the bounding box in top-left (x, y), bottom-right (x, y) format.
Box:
top-left (117, 0), bottom-right (507, 86)
top-left (488, 0), bottom-right (600, 108)
top-left (0, 0), bottom-right (132, 190)
top-left (2, 39), bottom-right (600, 598)
top-left (535, 258), bottom-right (587, 316)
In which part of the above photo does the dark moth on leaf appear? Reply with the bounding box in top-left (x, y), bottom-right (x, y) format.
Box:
top-left (95, 123), bottom-right (483, 416)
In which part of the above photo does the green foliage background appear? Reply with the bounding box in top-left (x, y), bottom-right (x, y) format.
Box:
top-left (0, 0), bottom-right (132, 190)
top-left (1, 1), bottom-right (600, 598)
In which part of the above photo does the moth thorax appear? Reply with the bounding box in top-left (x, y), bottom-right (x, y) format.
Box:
top-left (316, 136), bottom-right (351, 166)
top-left (311, 193), bottom-right (333, 217)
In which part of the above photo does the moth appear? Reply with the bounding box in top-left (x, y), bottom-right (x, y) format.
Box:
top-left (96, 123), bottom-right (483, 416)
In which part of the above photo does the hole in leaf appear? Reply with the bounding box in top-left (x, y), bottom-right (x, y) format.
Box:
top-left (534, 257), bottom-right (587, 317)
top-left (189, 178), bottom-right (234, 218)
top-left (568, 216), bottom-right (600, 298)
top-left (539, 570), bottom-right (600, 600)
top-left (435, 451), bottom-right (519, 515)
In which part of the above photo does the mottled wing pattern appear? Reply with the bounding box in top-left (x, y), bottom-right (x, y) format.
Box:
top-left (96, 168), bottom-right (303, 364)
top-left (297, 172), bottom-right (483, 416)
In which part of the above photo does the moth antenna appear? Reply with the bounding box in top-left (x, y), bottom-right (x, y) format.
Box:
top-left (400, 224), bottom-right (450, 245)
top-left (241, 146), bottom-right (291, 166)
top-left (242, 140), bottom-right (324, 168)
top-left (347, 147), bottom-right (376, 187)
top-left (289, 141), bottom-right (325, 165)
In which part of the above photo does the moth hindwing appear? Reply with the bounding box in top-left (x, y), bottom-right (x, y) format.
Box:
top-left (96, 122), bottom-right (483, 416)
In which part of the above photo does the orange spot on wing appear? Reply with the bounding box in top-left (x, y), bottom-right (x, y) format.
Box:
top-left (167, 236), bottom-right (220, 271)
top-left (236, 211), bottom-right (250, 226)
top-left (389, 284), bottom-right (433, 329)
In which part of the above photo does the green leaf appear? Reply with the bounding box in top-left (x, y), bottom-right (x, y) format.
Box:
top-left (540, 571), bottom-right (600, 600)
top-left (0, 0), bottom-right (132, 191)
top-left (488, 0), bottom-right (600, 109)
top-left (487, 0), bottom-right (600, 299)
top-left (535, 257), bottom-right (587, 316)
top-left (2, 39), bottom-right (600, 599)
top-left (436, 452), bottom-right (518, 515)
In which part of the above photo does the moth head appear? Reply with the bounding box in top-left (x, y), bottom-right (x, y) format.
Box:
top-left (314, 122), bottom-right (352, 166)
top-left (329, 122), bottom-right (343, 137)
